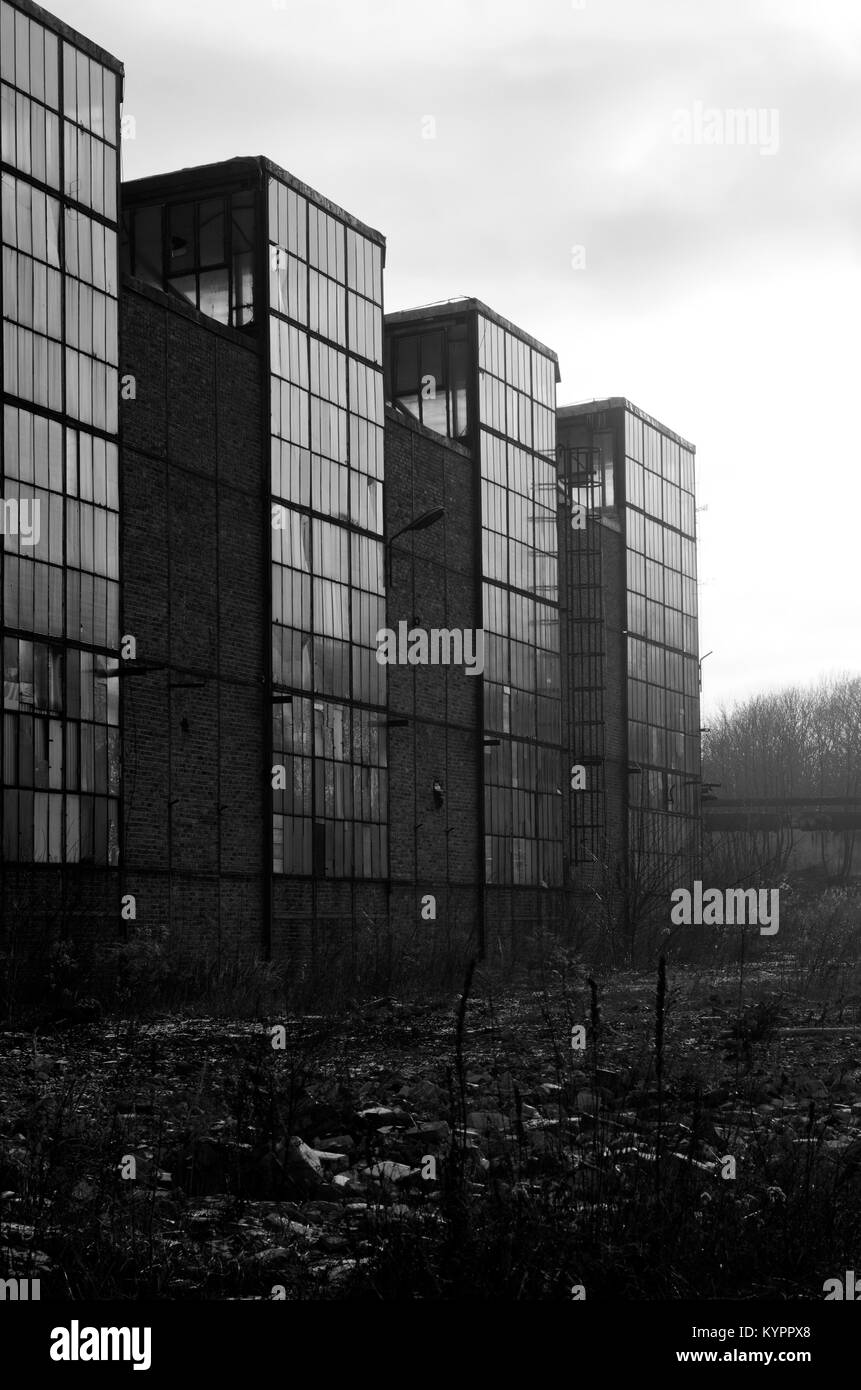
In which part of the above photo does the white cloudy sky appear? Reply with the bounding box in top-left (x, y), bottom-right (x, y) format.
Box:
top-left (51, 0), bottom-right (860, 715)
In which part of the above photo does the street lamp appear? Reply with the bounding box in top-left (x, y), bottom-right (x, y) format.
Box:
top-left (386, 507), bottom-right (445, 583)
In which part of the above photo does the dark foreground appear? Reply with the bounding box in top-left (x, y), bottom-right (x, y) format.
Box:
top-left (2, 939), bottom-right (860, 1302)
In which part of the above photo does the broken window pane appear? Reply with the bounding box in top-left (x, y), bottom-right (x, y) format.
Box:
top-left (199, 198), bottom-right (225, 267)
top-left (168, 203), bottom-right (193, 274)
top-left (199, 267), bottom-right (229, 323)
top-left (232, 249), bottom-right (254, 326)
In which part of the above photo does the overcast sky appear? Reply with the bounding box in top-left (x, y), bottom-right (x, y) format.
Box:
top-left (49, 0), bottom-right (860, 715)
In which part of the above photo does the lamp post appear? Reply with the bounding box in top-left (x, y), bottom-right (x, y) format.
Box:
top-left (385, 507), bottom-right (445, 585)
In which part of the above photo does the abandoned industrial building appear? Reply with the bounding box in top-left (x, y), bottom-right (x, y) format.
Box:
top-left (0, 0), bottom-right (702, 971)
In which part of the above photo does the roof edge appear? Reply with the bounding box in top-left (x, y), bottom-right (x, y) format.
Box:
top-left (558, 397), bottom-right (696, 452)
top-left (122, 156), bottom-right (385, 248)
top-left (386, 298), bottom-right (560, 376)
top-left (10, 0), bottom-right (124, 76)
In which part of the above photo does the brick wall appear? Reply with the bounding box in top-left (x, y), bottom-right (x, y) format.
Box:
top-left (383, 408), bottom-right (482, 963)
top-left (120, 277), bottom-right (267, 962)
top-left (0, 865), bottom-right (119, 964)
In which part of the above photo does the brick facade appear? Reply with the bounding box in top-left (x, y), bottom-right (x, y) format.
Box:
top-left (119, 276), bottom-right (267, 962)
top-left (384, 407), bottom-right (481, 961)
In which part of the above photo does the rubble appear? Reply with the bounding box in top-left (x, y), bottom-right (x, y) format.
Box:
top-left (2, 964), bottom-right (861, 1299)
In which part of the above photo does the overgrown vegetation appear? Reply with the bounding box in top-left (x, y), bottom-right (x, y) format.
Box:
top-left (2, 881), bottom-right (860, 1300)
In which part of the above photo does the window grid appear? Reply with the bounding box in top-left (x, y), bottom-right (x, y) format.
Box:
top-left (121, 190), bottom-right (254, 329)
top-left (268, 174), bottom-right (387, 880)
top-left (624, 412), bottom-right (699, 845)
top-left (1, 3), bottom-right (121, 867)
top-left (478, 314), bottom-right (563, 886)
top-left (388, 320), bottom-right (469, 440)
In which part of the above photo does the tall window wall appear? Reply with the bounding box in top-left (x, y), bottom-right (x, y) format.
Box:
top-left (624, 409), bottom-right (699, 857)
top-left (121, 187), bottom-right (255, 329)
top-left (268, 175), bottom-right (387, 879)
top-left (1, 2), bottom-right (120, 864)
top-left (478, 315), bottom-right (562, 886)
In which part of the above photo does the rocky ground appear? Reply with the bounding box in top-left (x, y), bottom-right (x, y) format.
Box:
top-left (2, 959), bottom-right (861, 1299)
